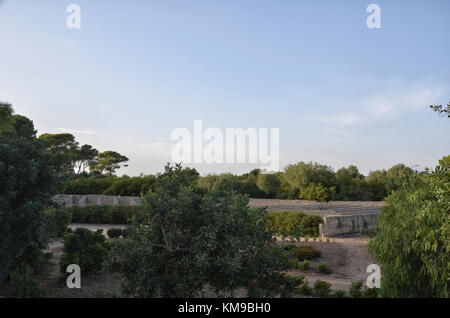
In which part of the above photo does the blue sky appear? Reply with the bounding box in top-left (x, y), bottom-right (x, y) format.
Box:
top-left (0, 0), bottom-right (449, 176)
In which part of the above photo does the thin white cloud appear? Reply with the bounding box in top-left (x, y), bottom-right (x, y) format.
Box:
top-left (57, 128), bottom-right (103, 136)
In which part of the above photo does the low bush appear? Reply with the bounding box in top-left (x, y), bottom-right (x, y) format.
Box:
top-left (317, 263), bottom-right (330, 274)
top-left (107, 228), bottom-right (123, 238)
top-left (282, 245), bottom-right (321, 263)
top-left (313, 280), bottom-right (332, 297)
top-left (300, 259), bottom-right (311, 270)
top-left (298, 281), bottom-right (313, 296)
top-left (43, 208), bottom-right (72, 238)
top-left (297, 246), bottom-right (321, 260)
top-left (363, 287), bottom-right (380, 298)
top-left (349, 281), bottom-right (364, 298)
top-left (59, 228), bottom-right (107, 274)
top-left (333, 290), bottom-right (346, 298)
top-left (68, 205), bottom-right (141, 224)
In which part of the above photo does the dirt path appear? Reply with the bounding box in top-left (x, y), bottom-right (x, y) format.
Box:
top-left (284, 237), bottom-right (374, 291)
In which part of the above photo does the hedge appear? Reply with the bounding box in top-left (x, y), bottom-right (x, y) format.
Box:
top-left (68, 205), bottom-right (141, 224)
top-left (266, 211), bottom-right (323, 241)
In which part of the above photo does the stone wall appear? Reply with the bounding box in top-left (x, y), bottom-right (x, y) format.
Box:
top-left (53, 195), bottom-right (383, 236)
top-left (320, 213), bottom-right (380, 237)
top-left (52, 194), bottom-right (141, 207)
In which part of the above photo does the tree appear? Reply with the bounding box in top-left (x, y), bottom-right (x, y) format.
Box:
top-left (368, 158), bottom-right (449, 297)
top-left (90, 151), bottom-right (129, 175)
top-left (38, 133), bottom-right (79, 174)
top-left (256, 174), bottom-right (281, 197)
top-left (385, 164), bottom-right (415, 194)
top-left (0, 102), bottom-right (15, 134)
top-left (109, 164), bottom-right (293, 297)
top-left (73, 144), bottom-right (98, 174)
top-left (283, 162), bottom-right (336, 200)
top-left (0, 106), bottom-right (58, 282)
top-left (430, 101), bottom-right (450, 118)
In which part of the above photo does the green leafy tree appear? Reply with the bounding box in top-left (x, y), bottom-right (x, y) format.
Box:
top-left (368, 158), bottom-right (450, 297)
top-left (73, 144), bottom-right (98, 174)
top-left (90, 151), bottom-right (129, 175)
top-left (109, 164), bottom-right (293, 297)
top-left (0, 106), bottom-right (58, 281)
top-left (284, 162), bottom-right (336, 199)
top-left (256, 174), bottom-right (280, 197)
top-left (38, 133), bottom-right (79, 174)
top-left (430, 101), bottom-right (450, 118)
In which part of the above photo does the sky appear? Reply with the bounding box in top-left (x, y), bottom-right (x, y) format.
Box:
top-left (0, 0), bottom-right (449, 176)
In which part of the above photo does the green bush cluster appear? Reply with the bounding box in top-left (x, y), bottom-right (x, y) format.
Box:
top-left (107, 228), bottom-right (123, 238)
top-left (313, 280), bottom-right (332, 297)
top-left (68, 205), bottom-right (141, 224)
top-left (282, 245), bottom-right (321, 270)
top-left (59, 228), bottom-right (108, 274)
top-left (317, 263), bottom-right (331, 274)
top-left (266, 211), bottom-right (323, 240)
top-left (43, 208), bottom-right (72, 238)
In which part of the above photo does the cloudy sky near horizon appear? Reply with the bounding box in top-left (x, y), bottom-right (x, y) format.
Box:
top-left (0, 0), bottom-right (449, 176)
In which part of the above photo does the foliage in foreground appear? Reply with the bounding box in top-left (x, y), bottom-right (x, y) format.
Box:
top-left (108, 164), bottom-right (295, 297)
top-left (60, 228), bottom-right (107, 274)
top-left (369, 158), bottom-right (450, 298)
top-left (0, 103), bottom-right (58, 283)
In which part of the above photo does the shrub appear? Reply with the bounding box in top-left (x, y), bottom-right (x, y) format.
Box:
top-left (8, 265), bottom-right (42, 298)
top-left (68, 205), bottom-right (140, 224)
top-left (313, 280), bottom-right (332, 297)
top-left (60, 228), bottom-right (107, 274)
top-left (297, 246), bottom-right (321, 260)
top-left (349, 281), bottom-right (364, 298)
top-left (317, 263), bottom-right (330, 274)
top-left (298, 281), bottom-right (313, 296)
top-left (43, 208), bottom-right (72, 238)
top-left (266, 211), bottom-right (323, 241)
top-left (300, 260), bottom-right (310, 270)
top-left (107, 228), bottom-right (123, 238)
top-left (363, 287), bottom-right (380, 298)
top-left (333, 290), bottom-right (346, 298)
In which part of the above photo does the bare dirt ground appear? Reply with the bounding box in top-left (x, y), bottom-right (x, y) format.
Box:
top-left (40, 233), bottom-right (372, 297)
top-left (281, 237), bottom-right (374, 291)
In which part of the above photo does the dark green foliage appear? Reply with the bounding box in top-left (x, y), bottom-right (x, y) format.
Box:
top-left (43, 208), bottom-right (72, 238)
top-left (300, 259), bottom-right (311, 270)
top-left (317, 263), bottom-right (330, 274)
top-left (60, 228), bottom-right (107, 274)
top-left (368, 160), bottom-right (449, 298)
top-left (298, 280), bottom-right (313, 296)
top-left (8, 265), bottom-right (42, 298)
top-left (103, 175), bottom-right (156, 196)
top-left (0, 105), bottom-right (58, 282)
top-left (63, 175), bottom-right (117, 194)
top-left (363, 287), bottom-right (379, 298)
top-left (107, 228), bottom-right (123, 238)
top-left (349, 281), bottom-right (364, 298)
top-left (109, 164), bottom-right (294, 298)
top-left (68, 205), bottom-right (141, 224)
top-left (313, 280), bottom-right (332, 297)
top-left (283, 245), bottom-right (321, 261)
top-left (256, 174), bottom-right (281, 197)
top-left (333, 290), bottom-right (346, 298)
top-left (266, 211), bottom-right (323, 240)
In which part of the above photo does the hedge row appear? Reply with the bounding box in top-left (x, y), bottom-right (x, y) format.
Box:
top-left (61, 206), bottom-right (323, 239)
top-left (67, 205), bottom-right (141, 224)
top-left (266, 211), bottom-right (323, 240)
